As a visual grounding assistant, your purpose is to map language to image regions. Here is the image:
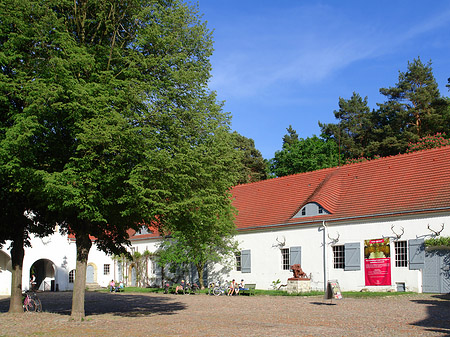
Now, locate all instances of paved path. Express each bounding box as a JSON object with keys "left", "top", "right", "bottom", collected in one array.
[{"left": 0, "top": 292, "right": 449, "bottom": 336}]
